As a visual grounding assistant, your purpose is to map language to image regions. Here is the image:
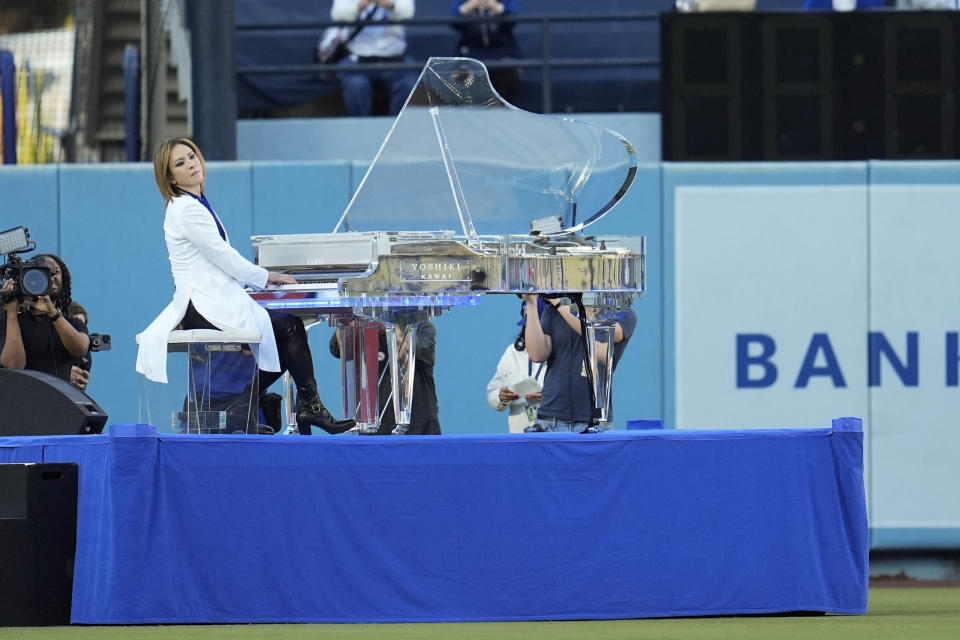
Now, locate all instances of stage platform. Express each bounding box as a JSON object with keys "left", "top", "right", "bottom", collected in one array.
[{"left": 0, "top": 419, "right": 868, "bottom": 624}]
